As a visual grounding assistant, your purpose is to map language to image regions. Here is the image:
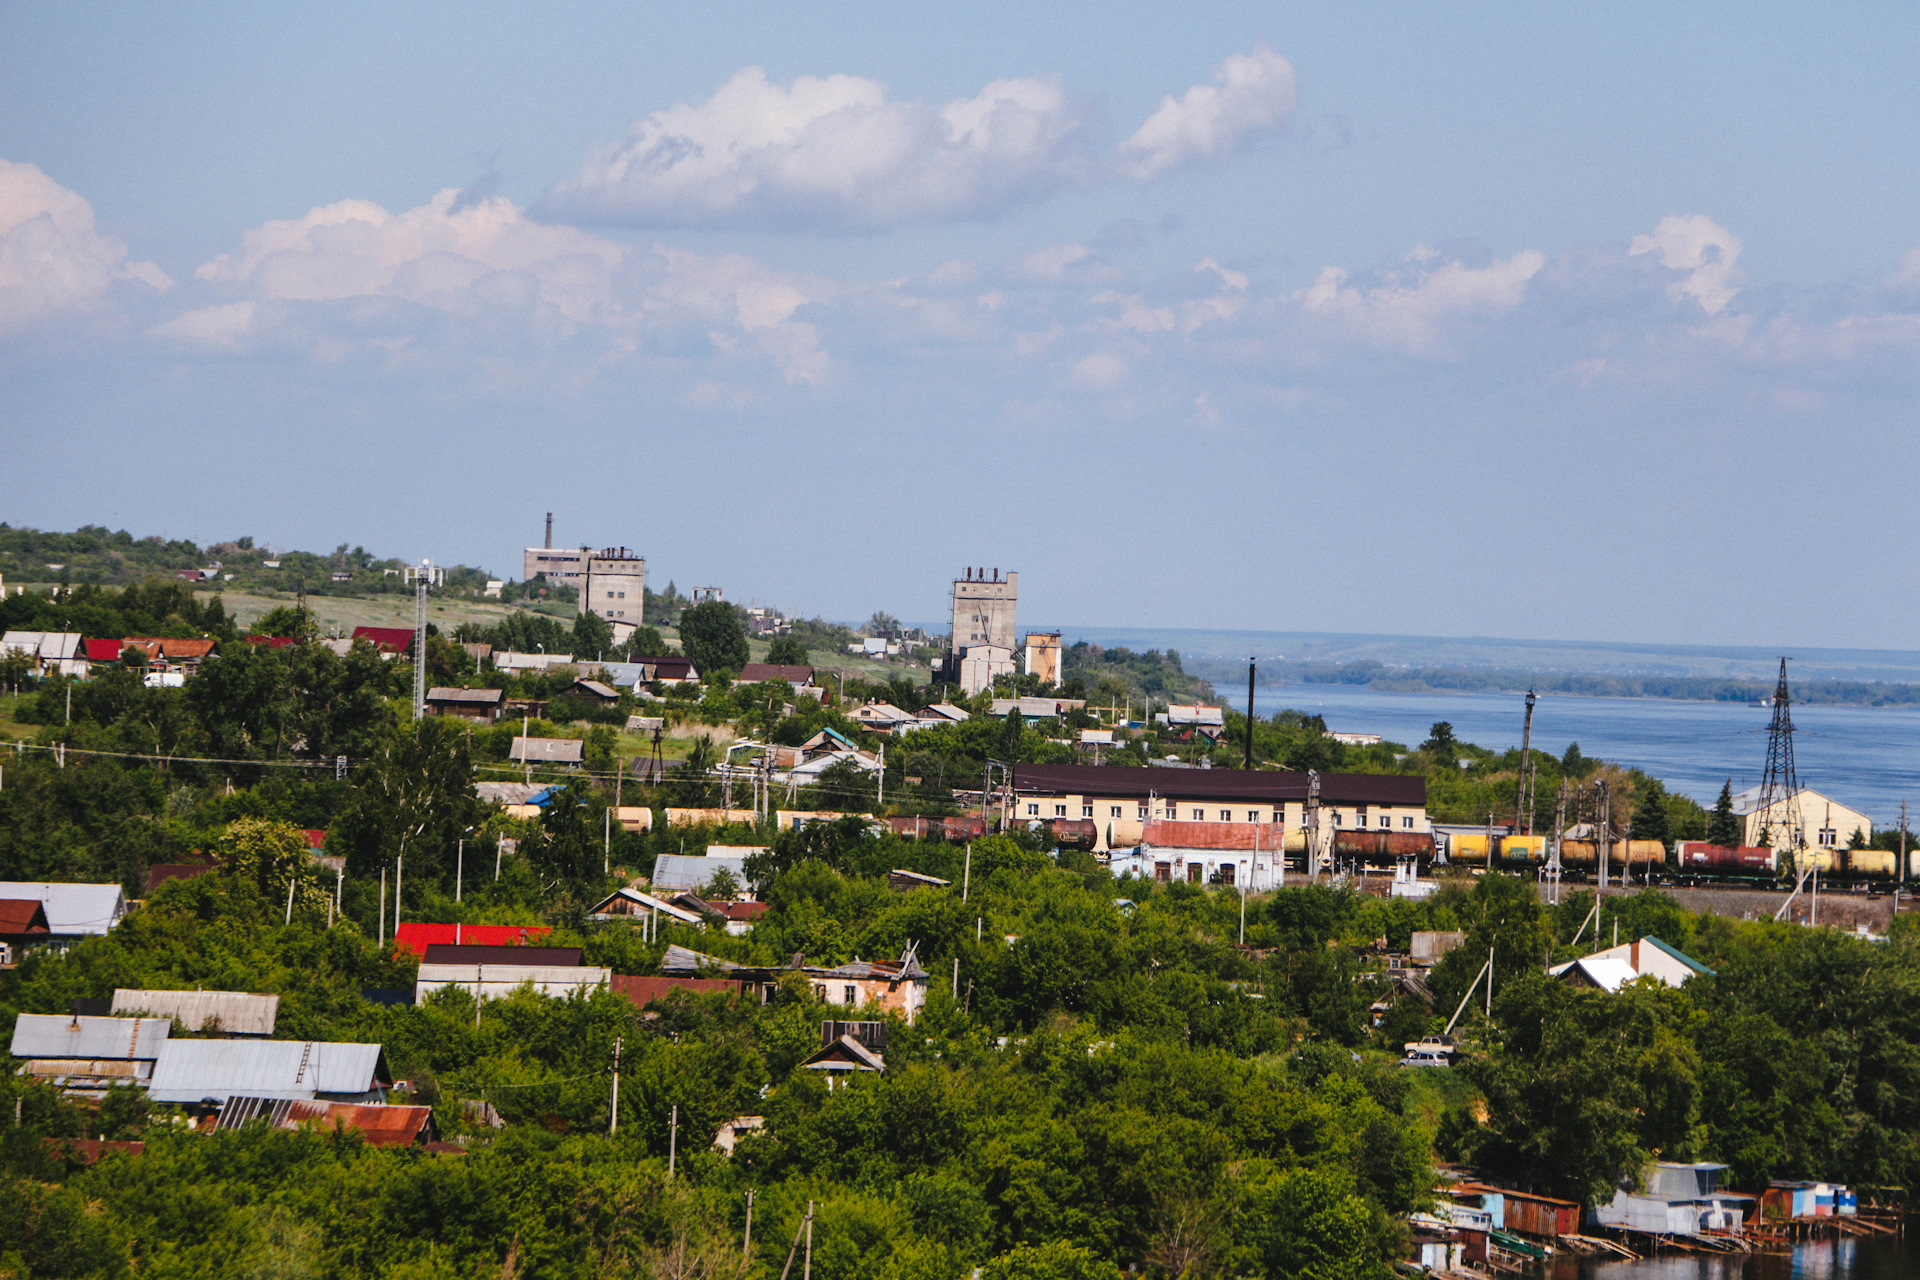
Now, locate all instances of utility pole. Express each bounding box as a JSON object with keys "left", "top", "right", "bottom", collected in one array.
[
  {"left": 1244, "top": 657, "right": 1257, "bottom": 770},
  {"left": 1901, "top": 799, "right": 1909, "bottom": 895},
  {"left": 1304, "top": 770, "right": 1321, "bottom": 882},
  {"left": 668, "top": 1103, "right": 678, "bottom": 1177},
  {"left": 743, "top": 1190, "right": 755, "bottom": 1262},
  {"left": 394, "top": 854, "right": 403, "bottom": 935},
  {"left": 1518, "top": 689, "right": 1537, "bottom": 834},
  {"left": 456, "top": 838, "right": 464, "bottom": 903},
  {"left": 779, "top": 1203, "right": 815, "bottom": 1280},
  {"left": 404, "top": 559, "right": 444, "bottom": 721},
  {"left": 378, "top": 867, "right": 386, "bottom": 946},
  {"left": 1596, "top": 782, "right": 1612, "bottom": 891},
  {"left": 608, "top": 1036, "right": 622, "bottom": 1135}
]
